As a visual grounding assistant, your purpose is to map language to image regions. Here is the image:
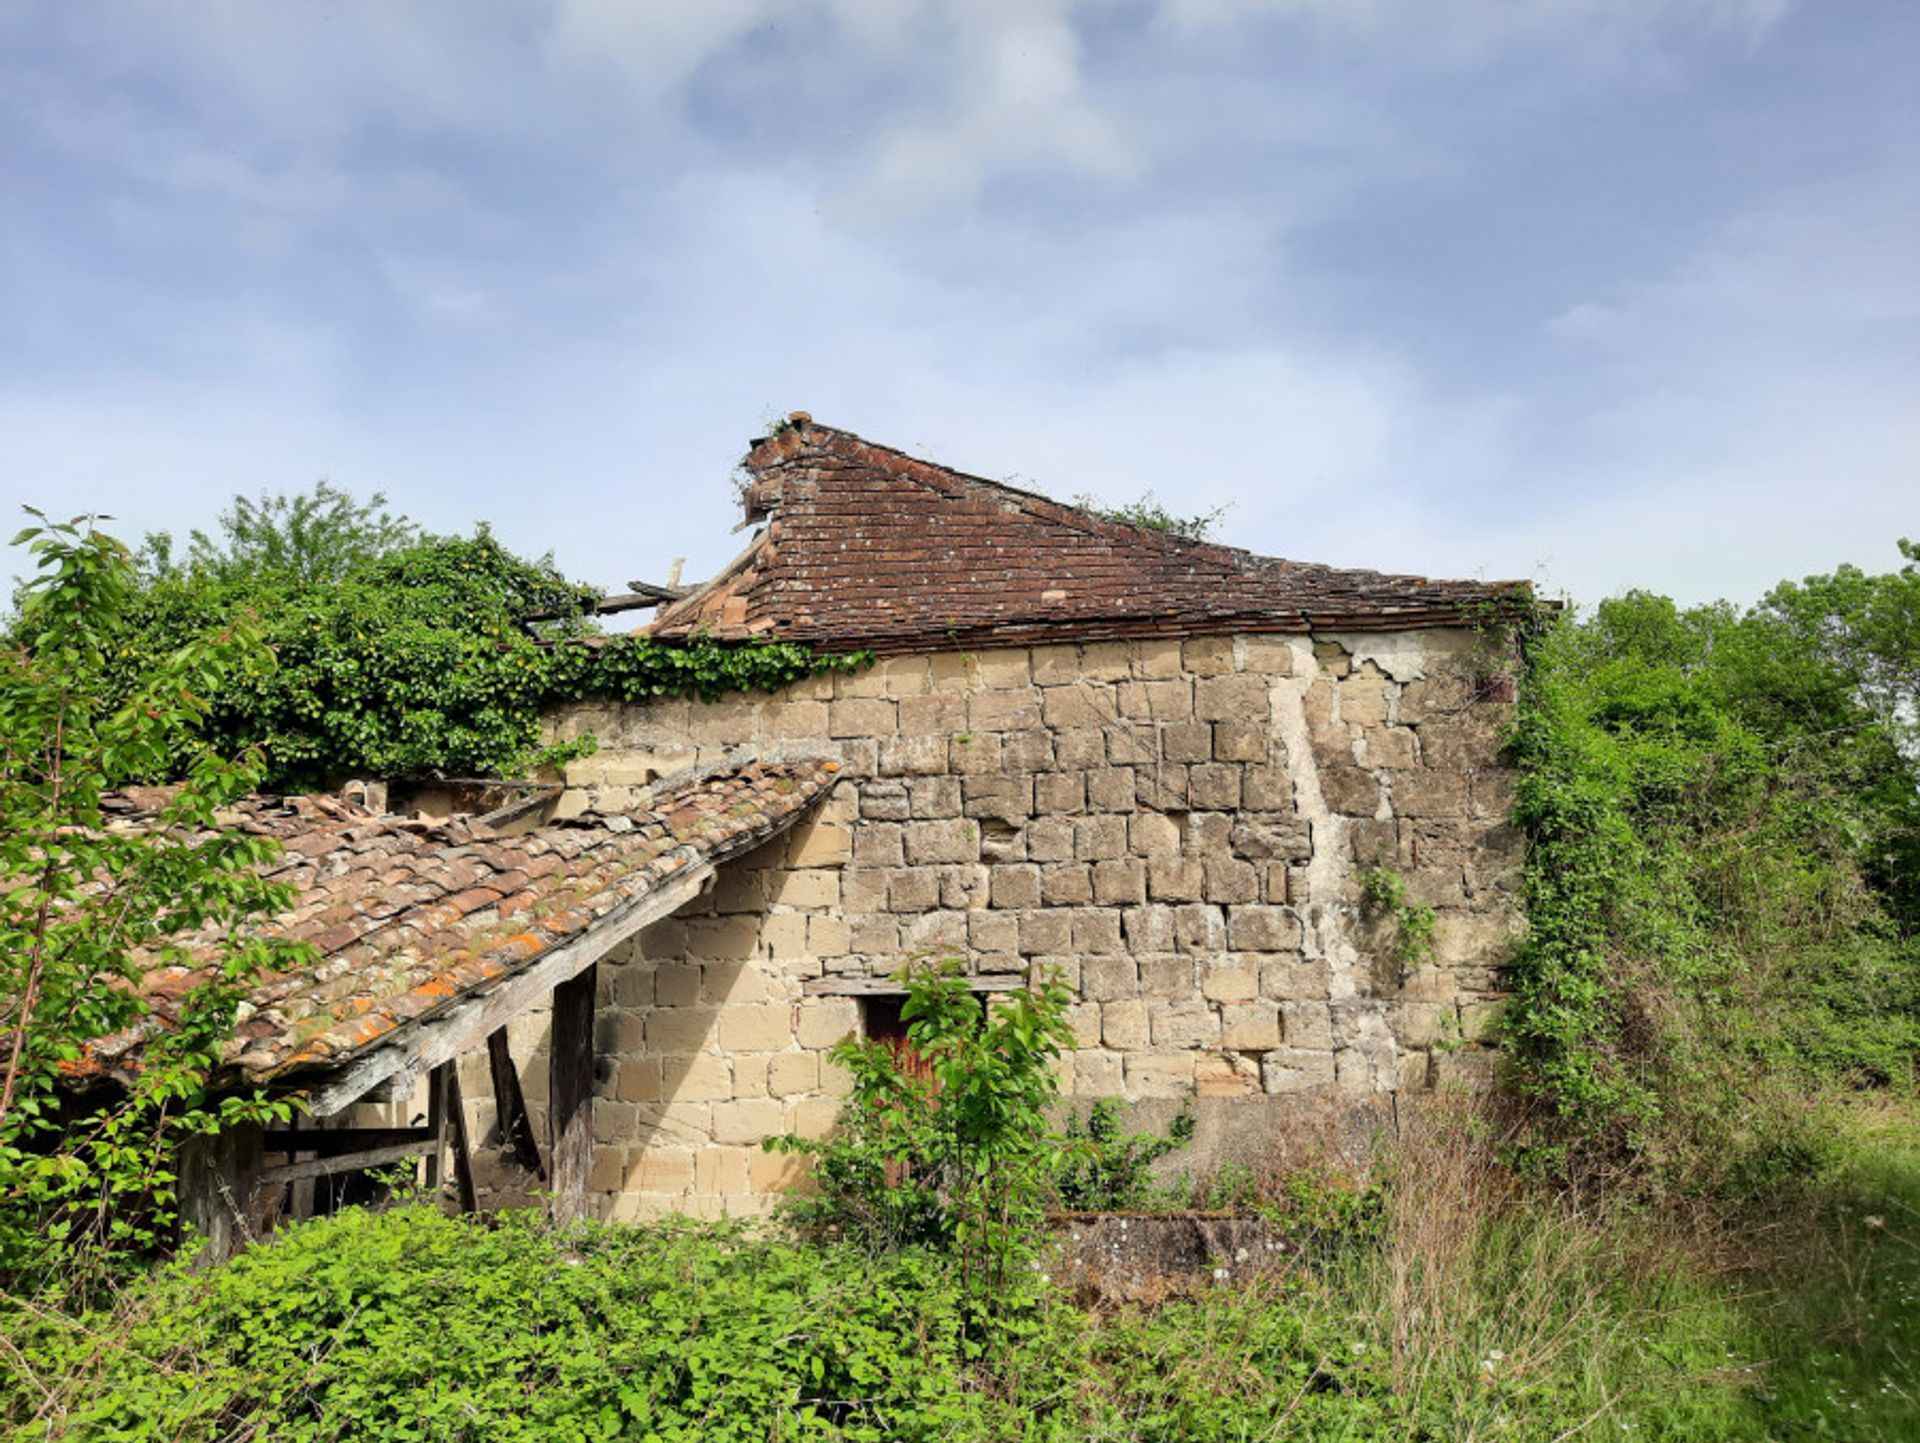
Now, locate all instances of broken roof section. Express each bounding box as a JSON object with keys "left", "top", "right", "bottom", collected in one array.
[
  {"left": 648, "top": 416, "right": 1531, "bottom": 655},
  {"left": 79, "top": 756, "right": 840, "bottom": 1114}
]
